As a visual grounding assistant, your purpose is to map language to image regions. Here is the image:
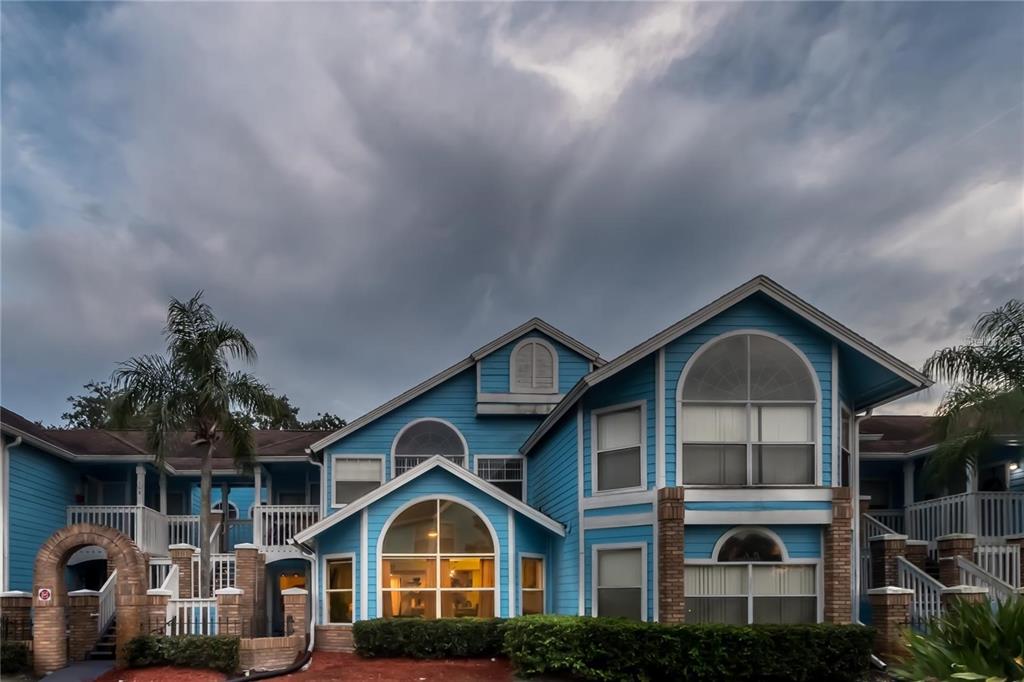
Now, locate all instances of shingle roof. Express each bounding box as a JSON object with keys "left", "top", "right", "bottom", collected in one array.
[{"left": 860, "top": 415, "right": 938, "bottom": 454}]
